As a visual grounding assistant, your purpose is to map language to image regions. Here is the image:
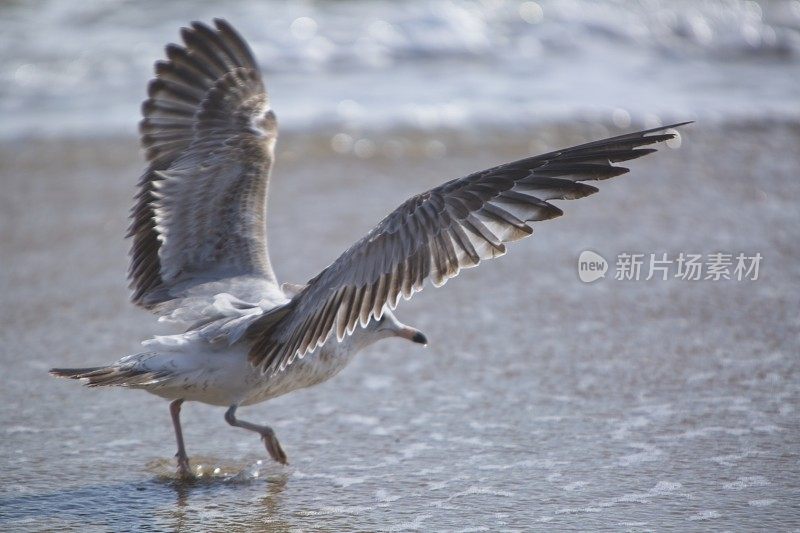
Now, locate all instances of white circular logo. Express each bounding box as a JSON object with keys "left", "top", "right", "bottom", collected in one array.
[{"left": 578, "top": 250, "right": 608, "bottom": 283}]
